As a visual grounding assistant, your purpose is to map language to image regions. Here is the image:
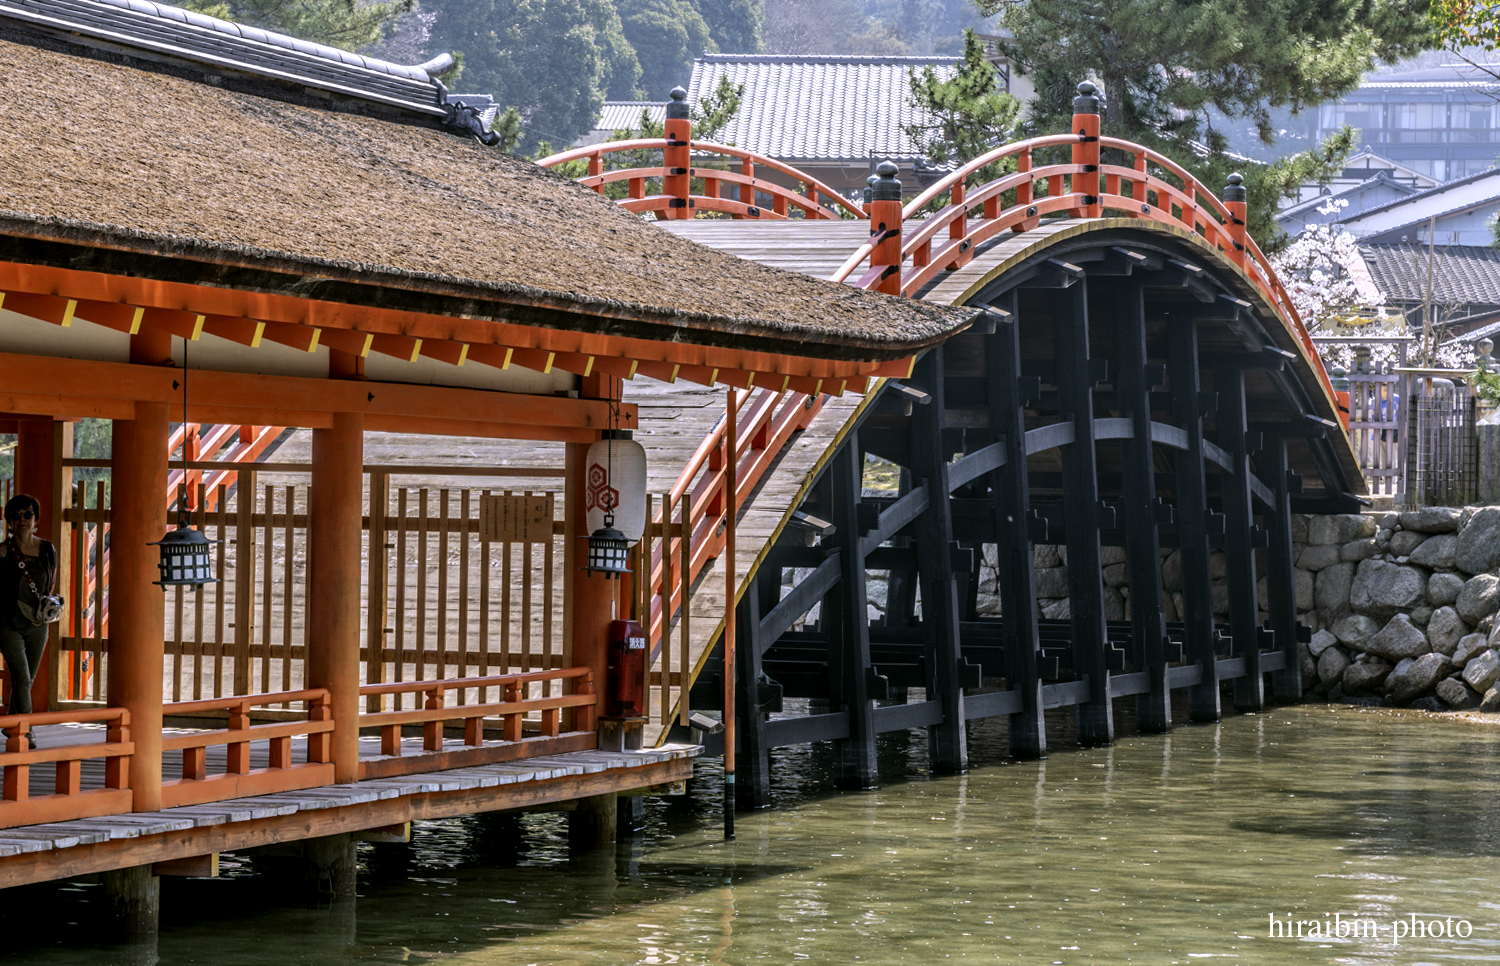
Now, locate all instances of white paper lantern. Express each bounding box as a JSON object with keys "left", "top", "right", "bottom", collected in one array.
[{"left": 585, "top": 431, "right": 648, "bottom": 544}]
